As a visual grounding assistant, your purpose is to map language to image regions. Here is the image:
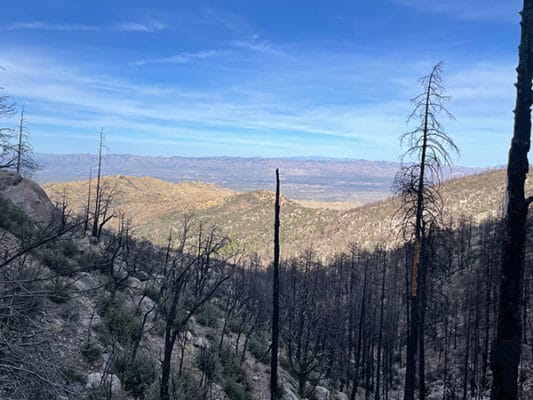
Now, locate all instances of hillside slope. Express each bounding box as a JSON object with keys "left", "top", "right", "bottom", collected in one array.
[
  {"left": 45, "top": 175, "right": 236, "bottom": 225},
  {"left": 45, "top": 169, "right": 520, "bottom": 261}
]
